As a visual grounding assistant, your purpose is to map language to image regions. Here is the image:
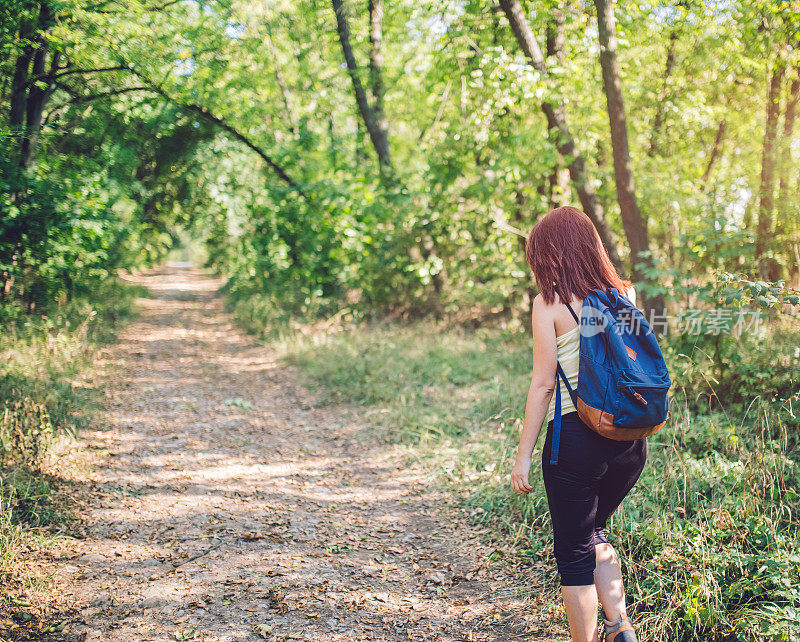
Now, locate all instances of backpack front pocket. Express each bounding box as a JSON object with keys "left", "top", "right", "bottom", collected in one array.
[{"left": 614, "top": 371, "right": 670, "bottom": 429}]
